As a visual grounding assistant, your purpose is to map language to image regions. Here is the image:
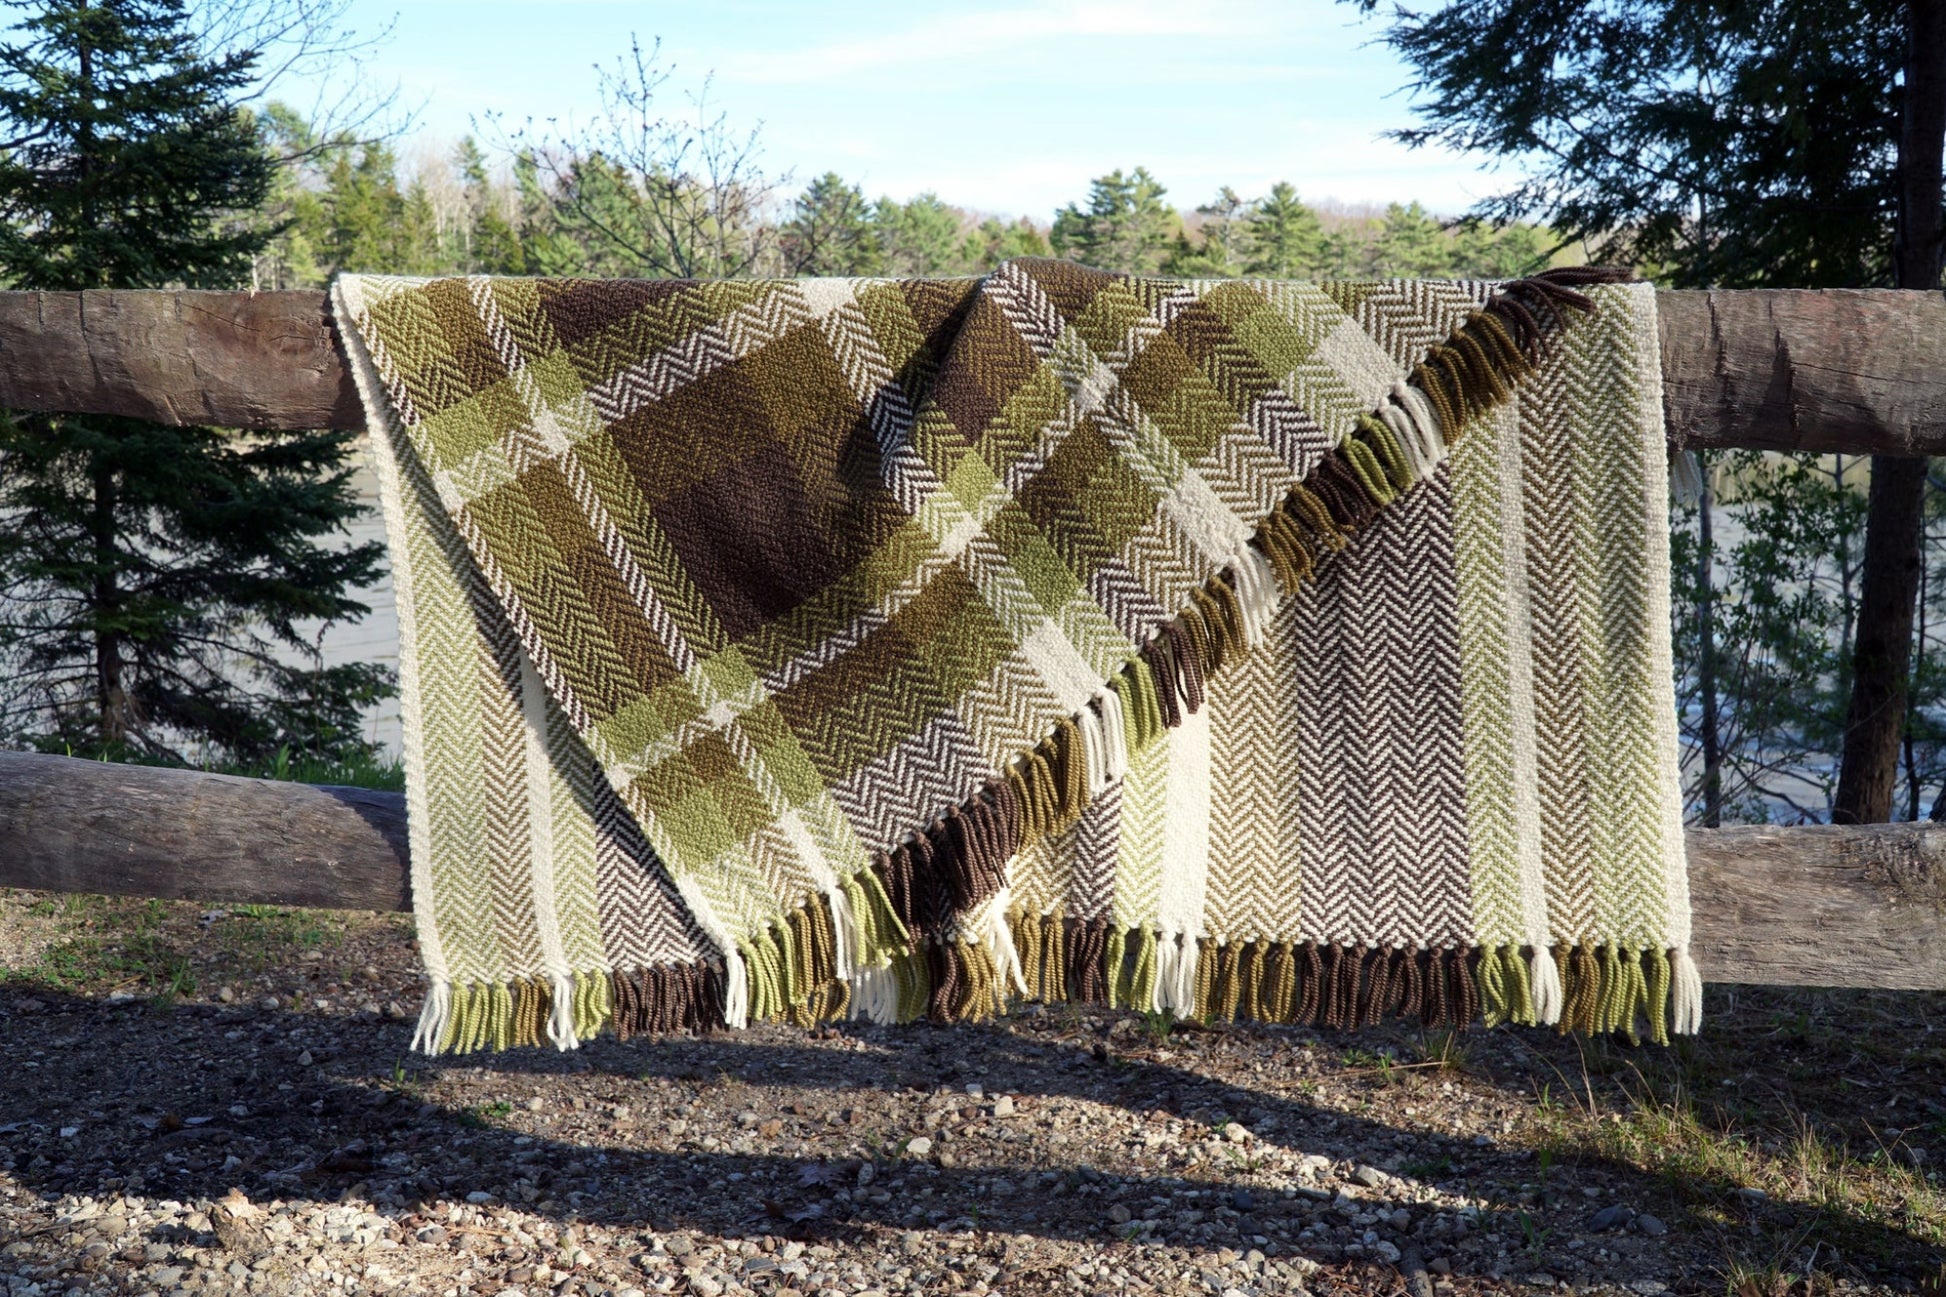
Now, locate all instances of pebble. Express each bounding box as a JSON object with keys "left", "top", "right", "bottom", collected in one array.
[
  {"left": 1107, "top": 1203, "right": 1132, "bottom": 1225},
  {"left": 1734, "top": 1187, "right": 1768, "bottom": 1203},
  {"left": 1352, "top": 1164, "right": 1387, "bottom": 1189},
  {"left": 296, "top": 1049, "right": 313, "bottom": 1066},
  {"left": 991, "top": 1095, "right": 1015, "bottom": 1117},
  {"left": 905, "top": 1136, "right": 934, "bottom": 1157},
  {"left": 1231, "top": 1190, "right": 1256, "bottom": 1212},
  {"left": 1387, "top": 1208, "right": 1411, "bottom": 1232},
  {"left": 260, "top": 995, "right": 280, "bottom": 1011},
  {"left": 1634, "top": 1213, "right": 1668, "bottom": 1237},
  {"left": 1428, "top": 1257, "right": 1453, "bottom": 1275},
  {"left": 1588, "top": 1204, "right": 1634, "bottom": 1232},
  {"left": 1223, "top": 1122, "right": 1252, "bottom": 1144},
  {"left": 216, "top": 986, "right": 235, "bottom": 1003}
]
